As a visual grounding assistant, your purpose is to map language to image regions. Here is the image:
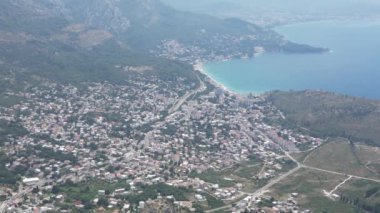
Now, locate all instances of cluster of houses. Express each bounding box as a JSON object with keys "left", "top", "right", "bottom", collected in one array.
[
  {"left": 0, "top": 73, "right": 320, "bottom": 212},
  {"left": 234, "top": 193, "right": 311, "bottom": 213}
]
